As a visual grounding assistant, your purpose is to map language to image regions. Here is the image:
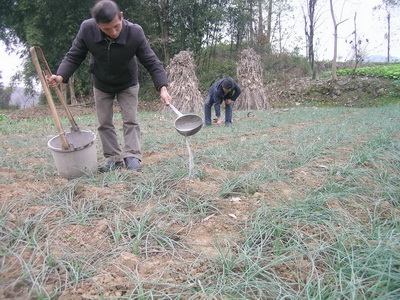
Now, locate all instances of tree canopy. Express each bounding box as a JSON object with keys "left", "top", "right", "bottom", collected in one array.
[
  {"left": 1, "top": 0, "right": 271, "bottom": 97},
  {"left": 1, "top": 0, "right": 397, "bottom": 100}
]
